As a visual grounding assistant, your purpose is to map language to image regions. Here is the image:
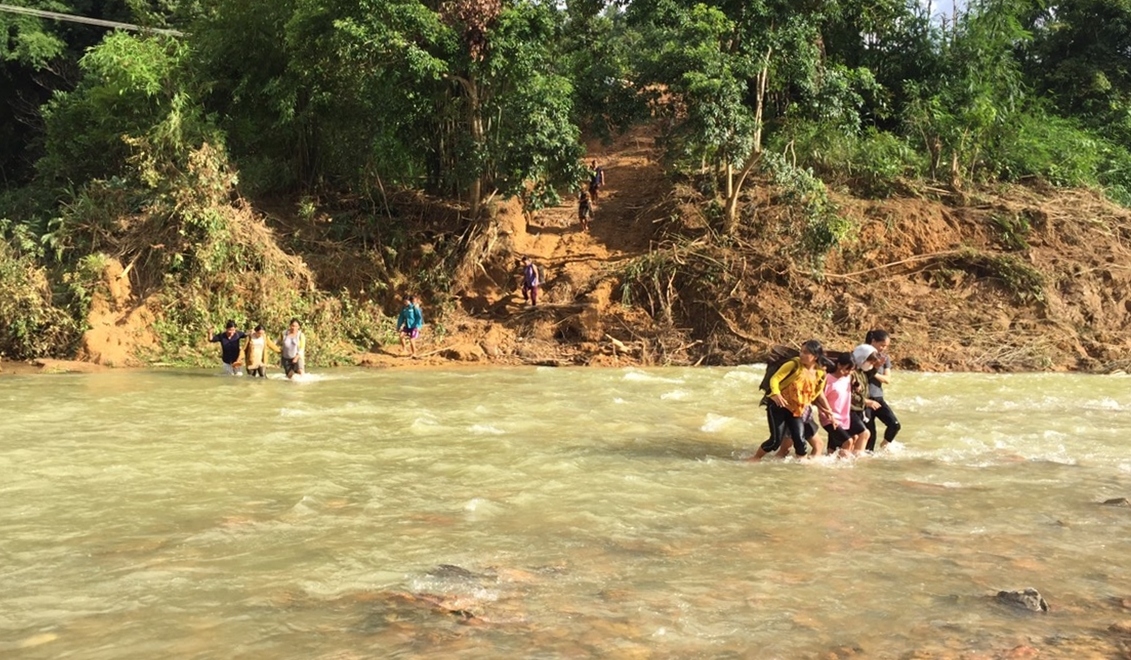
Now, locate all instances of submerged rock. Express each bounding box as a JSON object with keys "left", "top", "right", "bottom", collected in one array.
[
  {"left": 997, "top": 588, "right": 1050, "bottom": 612},
  {"left": 426, "top": 564, "right": 481, "bottom": 580},
  {"left": 1101, "top": 497, "right": 1130, "bottom": 507}
]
